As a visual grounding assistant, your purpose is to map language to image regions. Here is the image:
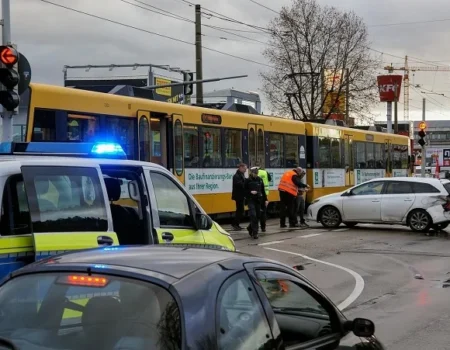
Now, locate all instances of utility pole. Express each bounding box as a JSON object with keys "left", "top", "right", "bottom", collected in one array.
[
  {"left": 195, "top": 4, "right": 203, "bottom": 104},
  {"left": 421, "top": 98, "right": 426, "bottom": 177},
  {"left": 1, "top": 0, "right": 13, "bottom": 142},
  {"left": 345, "top": 68, "right": 350, "bottom": 125},
  {"left": 394, "top": 82, "right": 398, "bottom": 134}
]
